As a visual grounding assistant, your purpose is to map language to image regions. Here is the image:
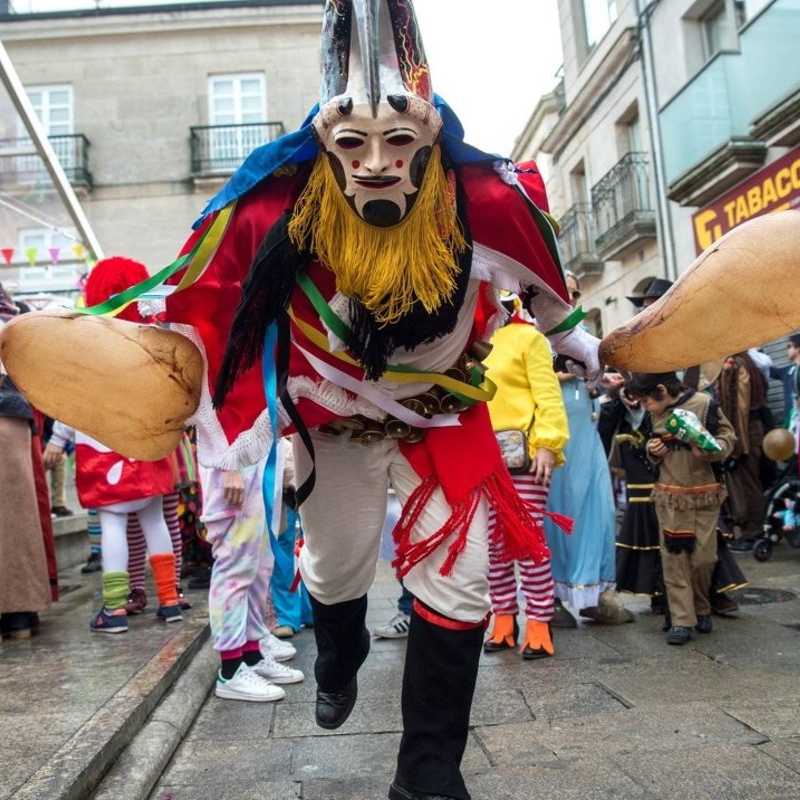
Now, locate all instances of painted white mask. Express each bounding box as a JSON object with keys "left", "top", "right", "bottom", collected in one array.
[{"left": 314, "top": 95, "right": 441, "bottom": 227}]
